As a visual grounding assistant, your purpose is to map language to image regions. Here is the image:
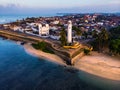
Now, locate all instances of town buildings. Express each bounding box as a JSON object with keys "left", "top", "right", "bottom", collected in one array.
[{"left": 1, "top": 13, "right": 120, "bottom": 41}]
